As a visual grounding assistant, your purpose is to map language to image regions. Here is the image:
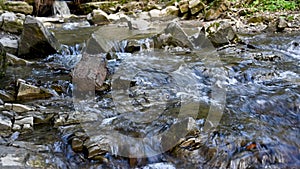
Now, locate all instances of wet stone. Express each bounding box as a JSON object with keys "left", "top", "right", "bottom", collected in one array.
[
  {"left": 0, "top": 99, "right": 3, "bottom": 105},
  {"left": 17, "top": 80, "right": 53, "bottom": 101},
  {"left": 162, "top": 6, "right": 179, "bottom": 17},
  {"left": 0, "top": 90, "right": 15, "bottom": 102},
  {"left": 0, "top": 114, "right": 12, "bottom": 130},
  {"left": 206, "top": 21, "right": 239, "bottom": 47},
  {"left": 4, "top": 103, "right": 34, "bottom": 113},
  {"left": 13, "top": 116, "right": 33, "bottom": 131},
  {"left": 6, "top": 53, "right": 32, "bottom": 66},
  {"left": 18, "top": 16, "right": 60, "bottom": 58},
  {"left": 71, "top": 137, "right": 84, "bottom": 152}
]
